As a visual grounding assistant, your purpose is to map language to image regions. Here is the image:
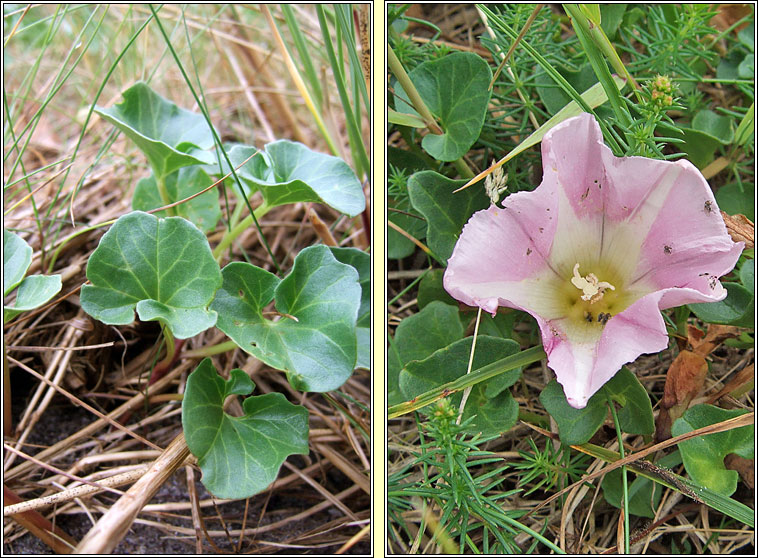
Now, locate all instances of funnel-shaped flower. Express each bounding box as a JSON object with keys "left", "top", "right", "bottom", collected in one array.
[{"left": 444, "top": 113, "right": 743, "bottom": 408}]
